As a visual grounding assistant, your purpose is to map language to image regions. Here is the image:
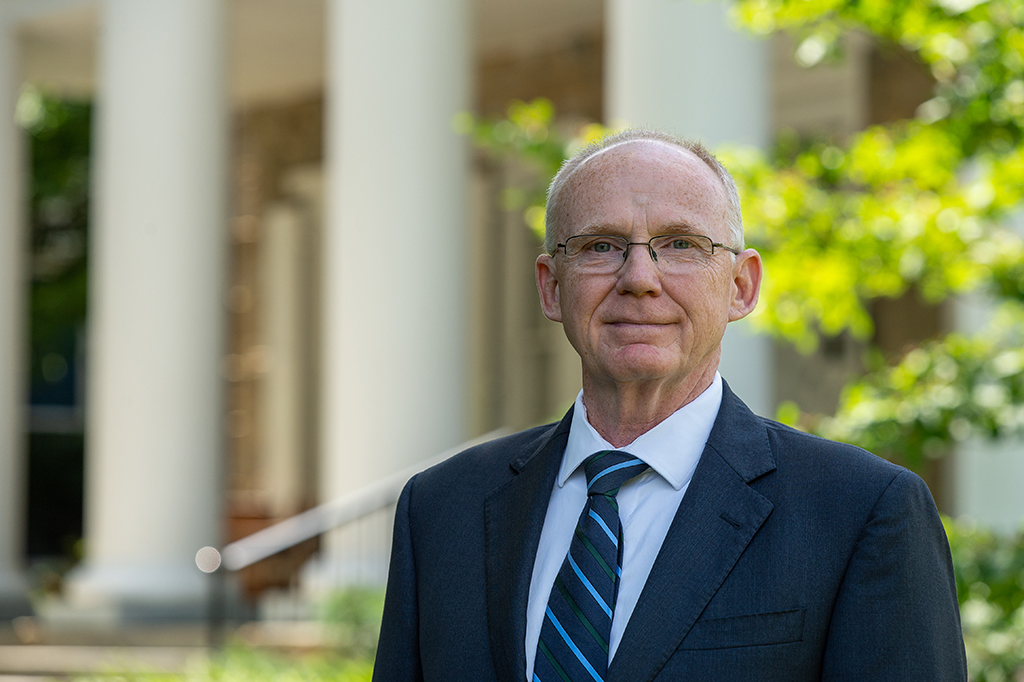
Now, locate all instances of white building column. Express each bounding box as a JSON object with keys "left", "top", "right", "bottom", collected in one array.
[
  {"left": 605, "top": 0, "right": 772, "bottom": 415},
  {"left": 65, "top": 0, "right": 227, "bottom": 619},
  {"left": 259, "top": 203, "right": 312, "bottom": 519},
  {"left": 317, "top": 0, "right": 469, "bottom": 566},
  {"left": 0, "top": 8, "right": 32, "bottom": 619}
]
